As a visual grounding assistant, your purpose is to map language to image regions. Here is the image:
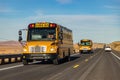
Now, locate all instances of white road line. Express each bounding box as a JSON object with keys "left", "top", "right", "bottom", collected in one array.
[
  {"left": 0, "top": 61, "right": 42, "bottom": 71},
  {"left": 111, "top": 52, "right": 120, "bottom": 60},
  {"left": 0, "top": 64, "right": 23, "bottom": 71},
  {"left": 29, "top": 61, "right": 42, "bottom": 64}
]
